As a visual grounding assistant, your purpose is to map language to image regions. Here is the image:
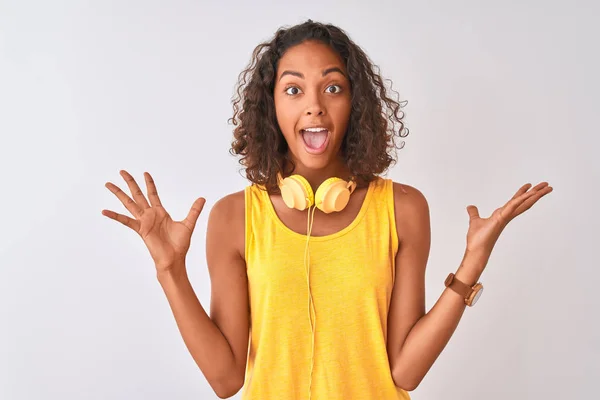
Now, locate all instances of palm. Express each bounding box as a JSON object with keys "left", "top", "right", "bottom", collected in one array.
[
  {"left": 137, "top": 207, "right": 193, "bottom": 267},
  {"left": 465, "top": 182, "right": 553, "bottom": 255},
  {"left": 102, "top": 170, "right": 206, "bottom": 271}
]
